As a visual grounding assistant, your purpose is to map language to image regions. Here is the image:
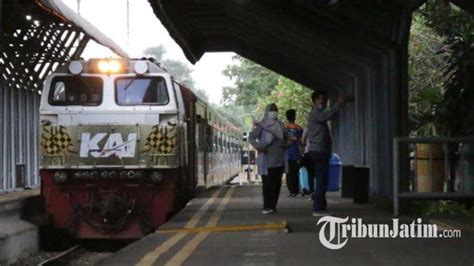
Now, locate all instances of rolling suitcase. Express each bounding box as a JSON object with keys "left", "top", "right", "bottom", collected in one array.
[{"left": 298, "top": 167, "right": 311, "bottom": 195}]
